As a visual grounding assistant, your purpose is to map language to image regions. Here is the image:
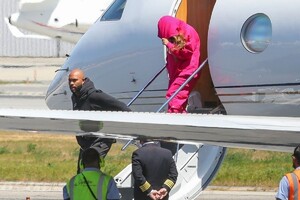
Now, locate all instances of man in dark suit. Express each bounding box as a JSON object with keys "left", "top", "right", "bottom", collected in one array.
[{"left": 132, "top": 139, "right": 178, "bottom": 200}]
